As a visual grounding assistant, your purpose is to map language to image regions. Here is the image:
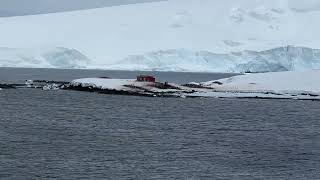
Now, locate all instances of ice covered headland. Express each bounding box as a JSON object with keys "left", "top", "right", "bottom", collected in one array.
[
  {"left": 69, "top": 78, "right": 193, "bottom": 97},
  {"left": 67, "top": 70, "right": 320, "bottom": 100},
  {"left": 191, "top": 70, "right": 320, "bottom": 100},
  {"left": 1, "top": 69, "right": 318, "bottom": 100}
]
